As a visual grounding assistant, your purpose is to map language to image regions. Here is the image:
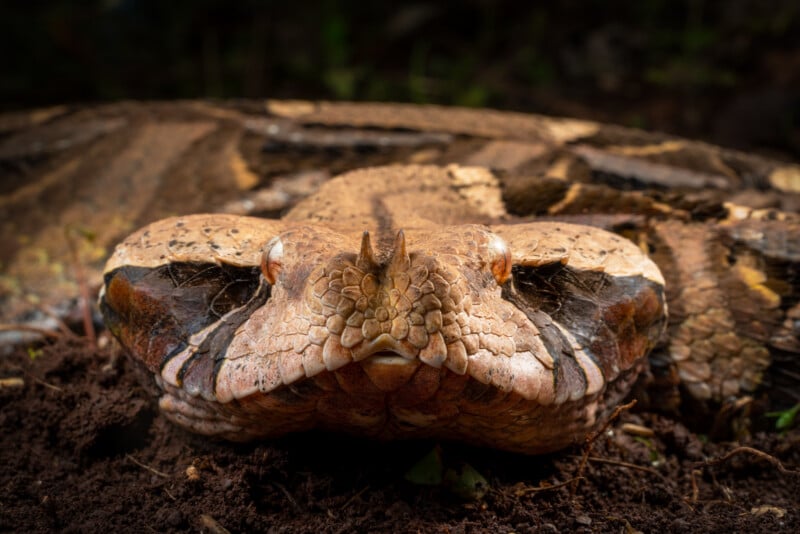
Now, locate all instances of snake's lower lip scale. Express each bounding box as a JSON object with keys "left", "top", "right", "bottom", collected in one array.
[{"left": 359, "top": 352, "right": 423, "bottom": 392}]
